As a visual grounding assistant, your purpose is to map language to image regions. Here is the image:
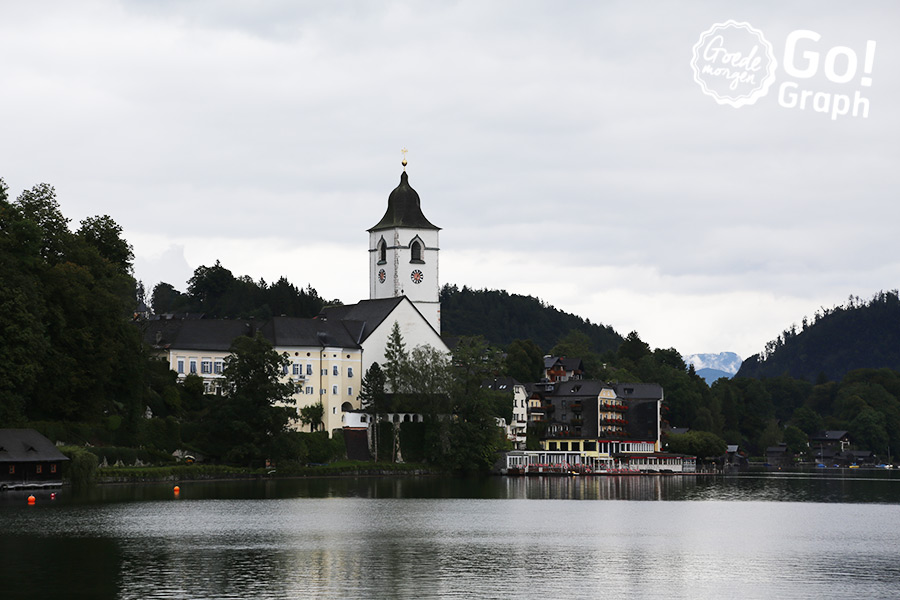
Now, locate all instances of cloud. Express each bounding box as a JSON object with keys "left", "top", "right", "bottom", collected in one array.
[{"left": 2, "top": 0, "right": 899, "bottom": 359}]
